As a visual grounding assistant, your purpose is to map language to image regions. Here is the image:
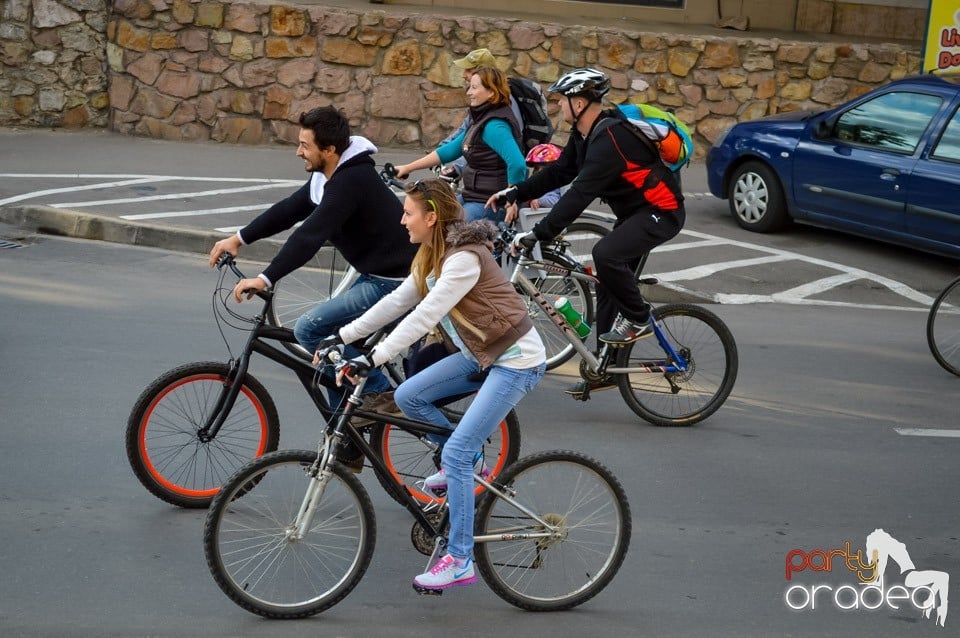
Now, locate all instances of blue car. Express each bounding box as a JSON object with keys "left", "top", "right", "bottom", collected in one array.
[{"left": 707, "top": 74, "right": 960, "bottom": 258}]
